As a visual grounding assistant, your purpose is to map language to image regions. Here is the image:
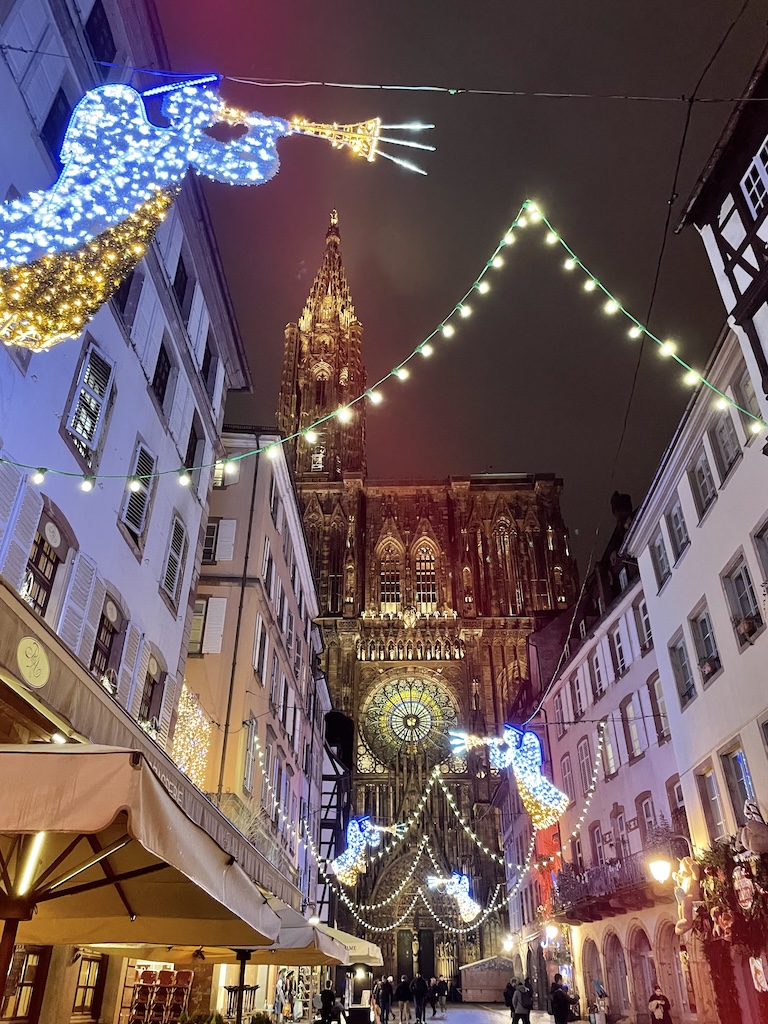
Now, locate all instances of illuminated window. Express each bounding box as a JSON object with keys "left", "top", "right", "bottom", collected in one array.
[
  {"left": 741, "top": 136, "right": 768, "bottom": 217},
  {"left": 3, "top": 946, "right": 43, "bottom": 1019},
  {"left": 311, "top": 445, "right": 326, "bottom": 472},
  {"left": 560, "top": 753, "right": 574, "bottom": 803},
  {"left": 415, "top": 543, "right": 437, "bottom": 613},
  {"left": 380, "top": 544, "right": 401, "bottom": 614},
  {"left": 577, "top": 737, "right": 592, "bottom": 795},
  {"left": 189, "top": 598, "right": 207, "bottom": 655},
  {"left": 72, "top": 954, "right": 103, "bottom": 1015},
  {"left": 621, "top": 695, "right": 643, "bottom": 758},
  {"left": 635, "top": 598, "right": 653, "bottom": 649},
  {"left": 721, "top": 746, "right": 755, "bottom": 825},
  {"left": 697, "top": 769, "right": 727, "bottom": 841},
  {"left": 602, "top": 718, "right": 617, "bottom": 775},
  {"left": 648, "top": 675, "right": 670, "bottom": 742},
  {"left": 67, "top": 342, "right": 115, "bottom": 466},
  {"left": 21, "top": 531, "right": 60, "bottom": 616}
]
